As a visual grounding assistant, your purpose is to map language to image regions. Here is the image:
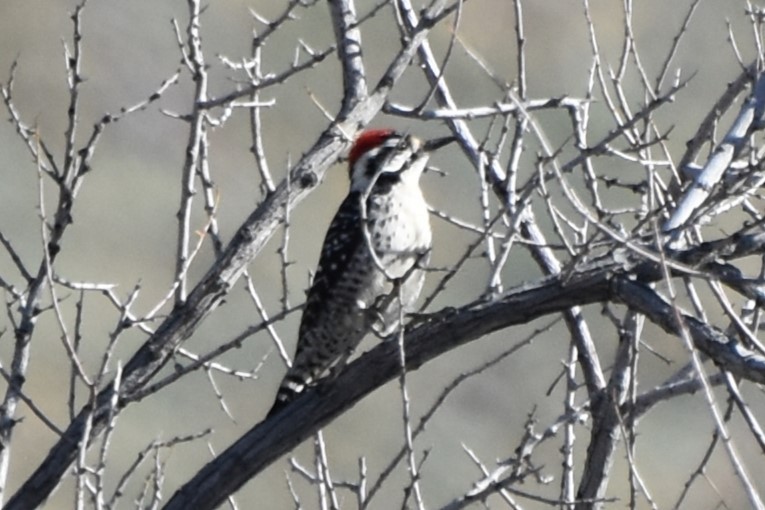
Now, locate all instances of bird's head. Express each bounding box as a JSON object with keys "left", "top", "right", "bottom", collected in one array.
[{"left": 347, "top": 129, "right": 454, "bottom": 193}]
